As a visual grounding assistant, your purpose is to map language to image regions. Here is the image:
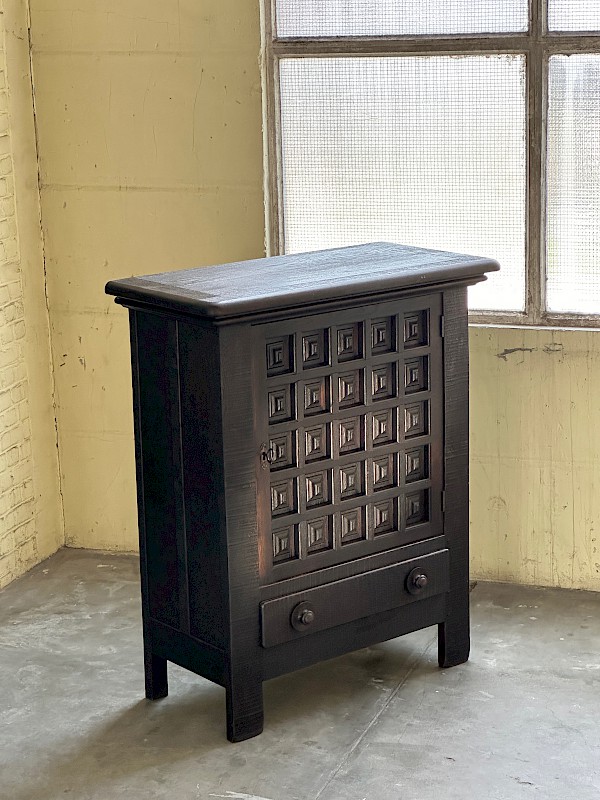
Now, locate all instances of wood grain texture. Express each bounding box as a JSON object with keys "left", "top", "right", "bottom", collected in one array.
[
  {"left": 106, "top": 242, "right": 498, "bottom": 321},
  {"left": 133, "top": 311, "right": 183, "bottom": 630},
  {"left": 438, "top": 287, "right": 470, "bottom": 668},
  {"left": 113, "top": 248, "right": 494, "bottom": 741},
  {"left": 262, "top": 594, "right": 446, "bottom": 681},
  {"left": 219, "top": 324, "right": 264, "bottom": 742},
  {"left": 261, "top": 550, "right": 449, "bottom": 648},
  {"left": 260, "top": 535, "right": 447, "bottom": 600},
  {"left": 150, "top": 620, "right": 226, "bottom": 688},
  {"left": 177, "top": 320, "right": 228, "bottom": 649},
  {"left": 129, "top": 310, "right": 169, "bottom": 699},
  {"left": 256, "top": 294, "right": 444, "bottom": 583}
]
